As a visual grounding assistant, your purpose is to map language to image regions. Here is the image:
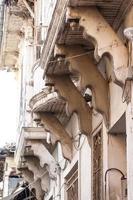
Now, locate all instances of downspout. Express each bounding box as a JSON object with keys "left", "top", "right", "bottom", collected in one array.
[{"left": 0, "top": 0, "right": 5, "bottom": 48}]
